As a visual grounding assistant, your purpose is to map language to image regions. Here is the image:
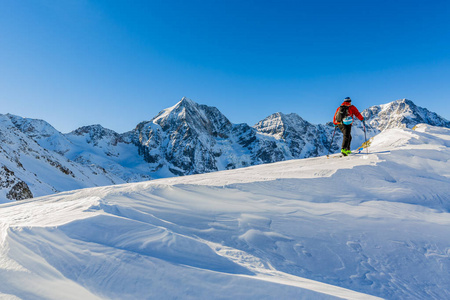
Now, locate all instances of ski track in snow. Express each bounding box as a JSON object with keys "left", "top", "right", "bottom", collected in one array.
[{"left": 1, "top": 125, "right": 450, "bottom": 299}]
